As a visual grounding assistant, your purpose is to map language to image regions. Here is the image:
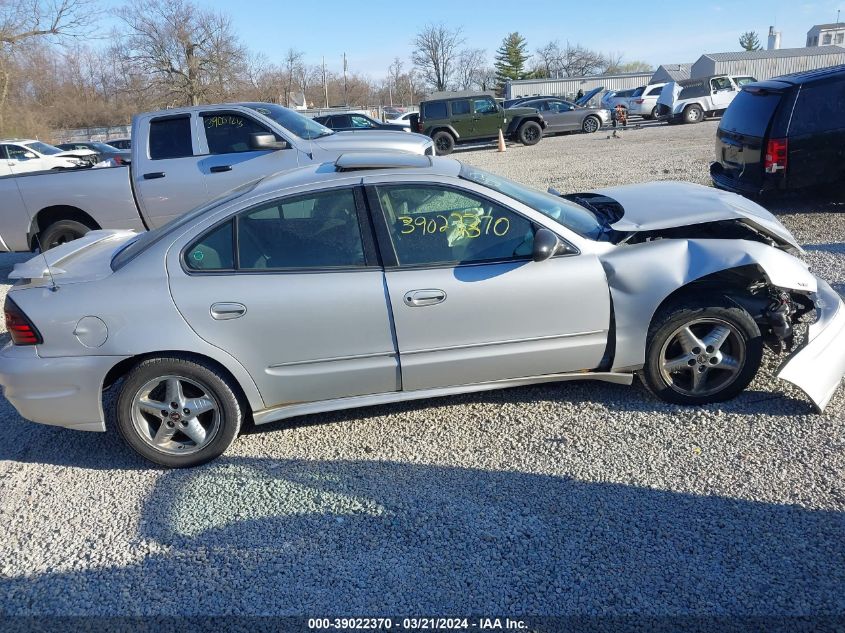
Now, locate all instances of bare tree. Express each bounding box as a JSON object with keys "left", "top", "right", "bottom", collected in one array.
[
  {"left": 115, "top": 0, "right": 246, "bottom": 107},
  {"left": 282, "top": 48, "right": 303, "bottom": 107},
  {"left": 534, "top": 41, "right": 561, "bottom": 78},
  {"left": 455, "top": 48, "right": 486, "bottom": 90},
  {"left": 412, "top": 23, "right": 464, "bottom": 92}
]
